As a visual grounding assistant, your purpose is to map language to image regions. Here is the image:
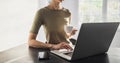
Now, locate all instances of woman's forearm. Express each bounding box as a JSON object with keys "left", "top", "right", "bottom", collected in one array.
[
  {"left": 28, "top": 39, "right": 52, "bottom": 49},
  {"left": 66, "top": 33, "right": 72, "bottom": 39}
]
